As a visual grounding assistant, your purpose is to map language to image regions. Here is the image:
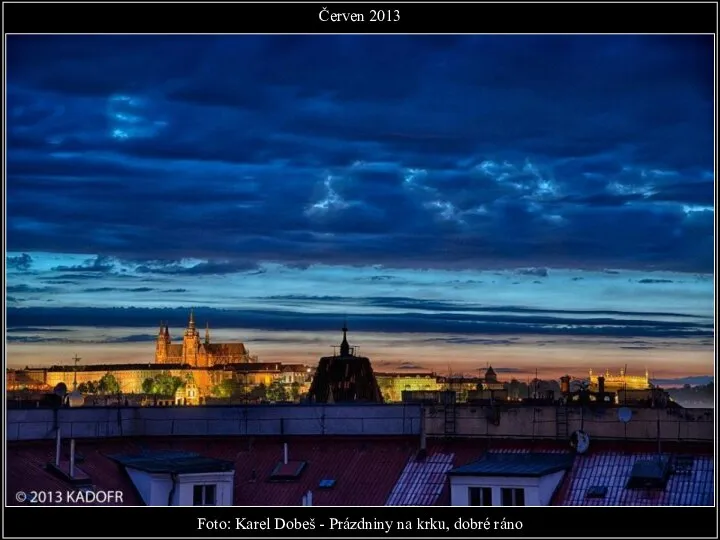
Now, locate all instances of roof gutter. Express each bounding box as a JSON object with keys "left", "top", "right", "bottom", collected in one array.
[{"left": 168, "top": 472, "right": 178, "bottom": 506}]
